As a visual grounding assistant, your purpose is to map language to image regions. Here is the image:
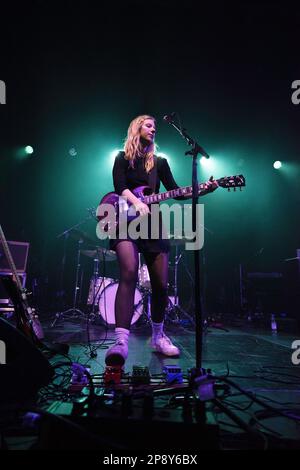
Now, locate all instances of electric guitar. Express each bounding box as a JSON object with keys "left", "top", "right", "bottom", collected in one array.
[
  {"left": 0, "top": 224, "right": 44, "bottom": 342},
  {"left": 96, "top": 175, "right": 245, "bottom": 233}
]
